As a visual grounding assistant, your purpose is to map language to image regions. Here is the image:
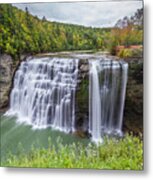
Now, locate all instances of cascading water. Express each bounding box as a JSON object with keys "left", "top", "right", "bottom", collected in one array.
[
  {"left": 89, "top": 60, "right": 103, "bottom": 143},
  {"left": 6, "top": 57, "right": 79, "bottom": 132},
  {"left": 6, "top": 55, "right": 128, "bottom": 144},
  {"left": 89, "top": 59, "right": 128, "bottom": 144}
]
